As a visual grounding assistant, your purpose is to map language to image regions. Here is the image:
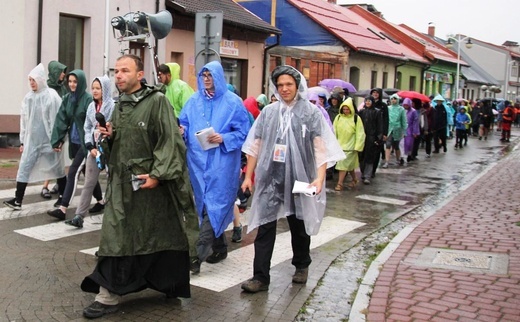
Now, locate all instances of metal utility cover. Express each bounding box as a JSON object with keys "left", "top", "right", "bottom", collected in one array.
[{"left": 414, "top": 247, "right": 509, "bottom": 275}]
